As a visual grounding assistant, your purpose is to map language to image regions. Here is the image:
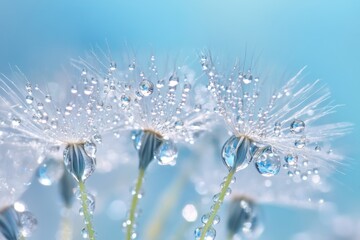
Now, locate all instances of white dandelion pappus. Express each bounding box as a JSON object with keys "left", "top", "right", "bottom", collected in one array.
[
  {"left": 194, "top": 53, "right": 352, "bottom": 240},
  {"left": 73, "top": 51, "right": 214, "bottom": 240},
  {"left": 0, "top": 68, "right": 118, "bottom": 240},
  {"left": 75, "top": 52, "right": 213, "bottom": 148}
]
